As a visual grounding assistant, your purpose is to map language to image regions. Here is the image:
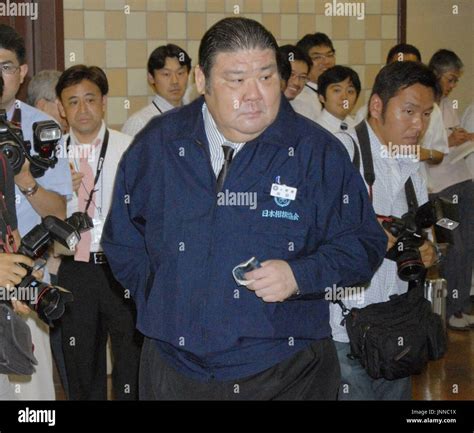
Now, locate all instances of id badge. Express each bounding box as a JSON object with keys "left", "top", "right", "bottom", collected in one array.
[{"left": 90, "top": 215, "right": 105, "bottom": 251}]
